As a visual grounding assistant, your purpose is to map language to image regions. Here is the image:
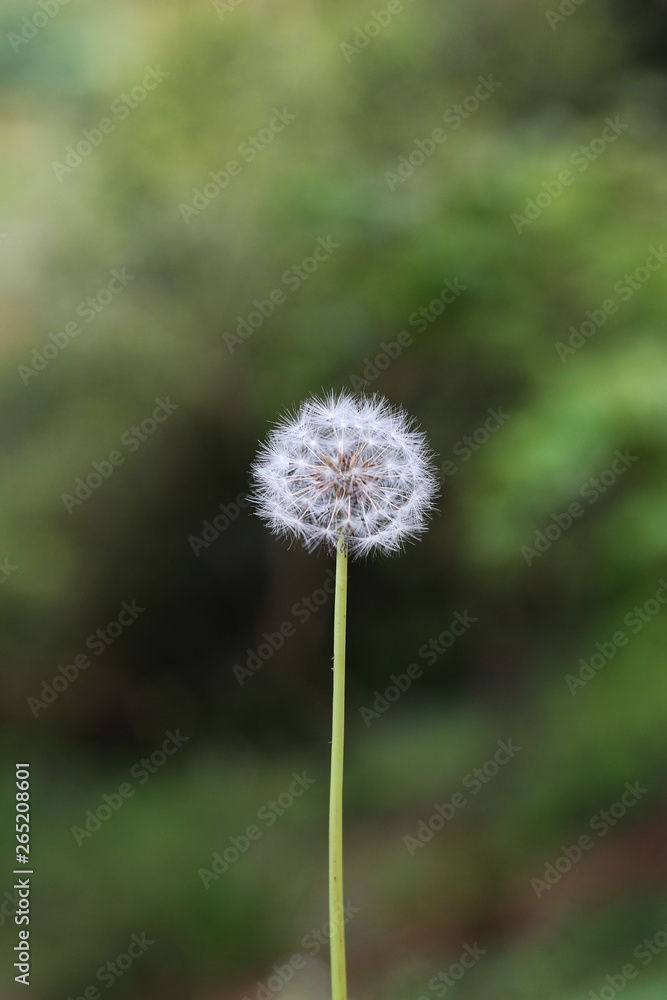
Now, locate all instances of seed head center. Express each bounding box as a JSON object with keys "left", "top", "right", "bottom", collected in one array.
[{"left": 312, "top": 448, "right": 375, "bottom": 502}]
